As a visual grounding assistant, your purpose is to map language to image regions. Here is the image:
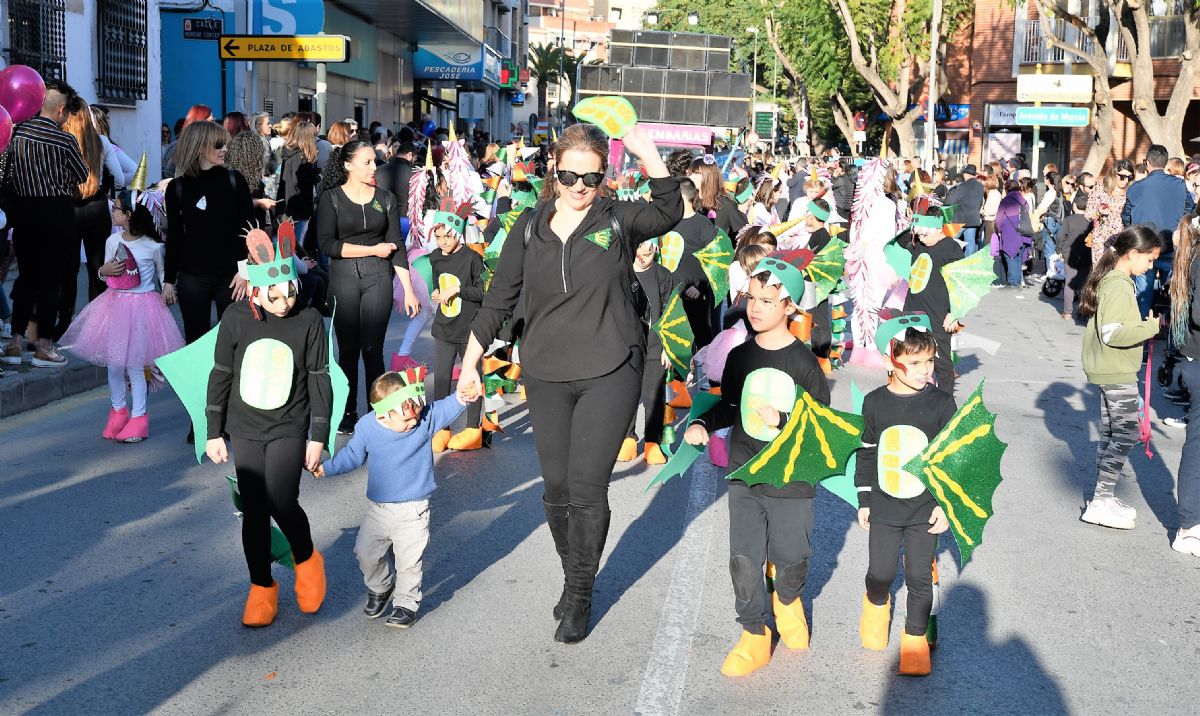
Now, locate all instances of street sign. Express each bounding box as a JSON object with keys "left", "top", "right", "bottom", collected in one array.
[
  {"left": 1014, "top": 106, "right": 1090, "bottom": 127},
  {"left": 219, "top": 35, "right": 349, "bottom": 62},
  {"left": 183, "top": 17, "right": 223, "bottom": 40},
  {"left": 1016, "top": 74, "right": 1093, "bottom": 103},
  {"left": 853, "top": 112, "right": 866, "bottom": 131}
]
